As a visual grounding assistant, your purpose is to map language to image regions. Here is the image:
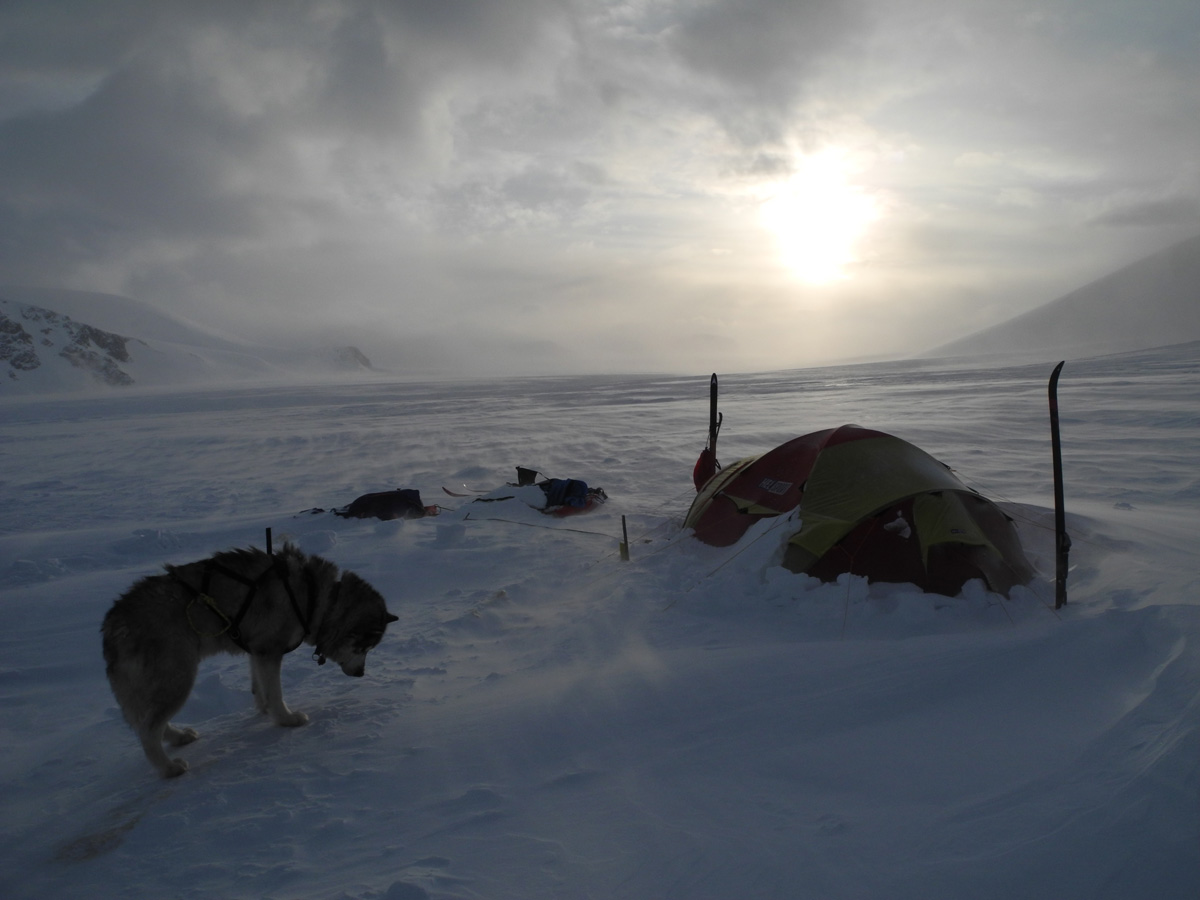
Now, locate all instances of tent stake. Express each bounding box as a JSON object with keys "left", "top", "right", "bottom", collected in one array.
[
  {"left": 619, "top": 515, "right": 630, "bottom": 561},
  {"left": 1049, "top": 361, "right": 1070, "bottom": 608}
]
